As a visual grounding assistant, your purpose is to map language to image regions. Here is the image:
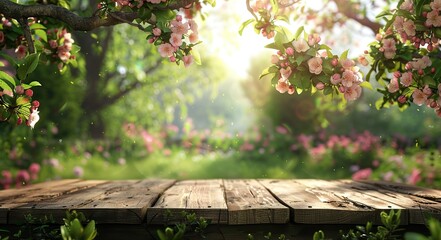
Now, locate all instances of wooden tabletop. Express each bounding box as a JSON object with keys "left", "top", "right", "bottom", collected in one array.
[{"left": 0, "top": 179, "right": 440, "bottom": 225}]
